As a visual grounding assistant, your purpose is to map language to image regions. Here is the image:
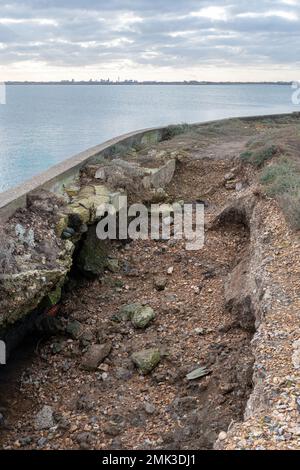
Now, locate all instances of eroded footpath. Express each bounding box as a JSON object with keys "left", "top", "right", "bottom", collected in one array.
[{"left": 0, "top": 116, "right": 299, "bottom": 450}]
